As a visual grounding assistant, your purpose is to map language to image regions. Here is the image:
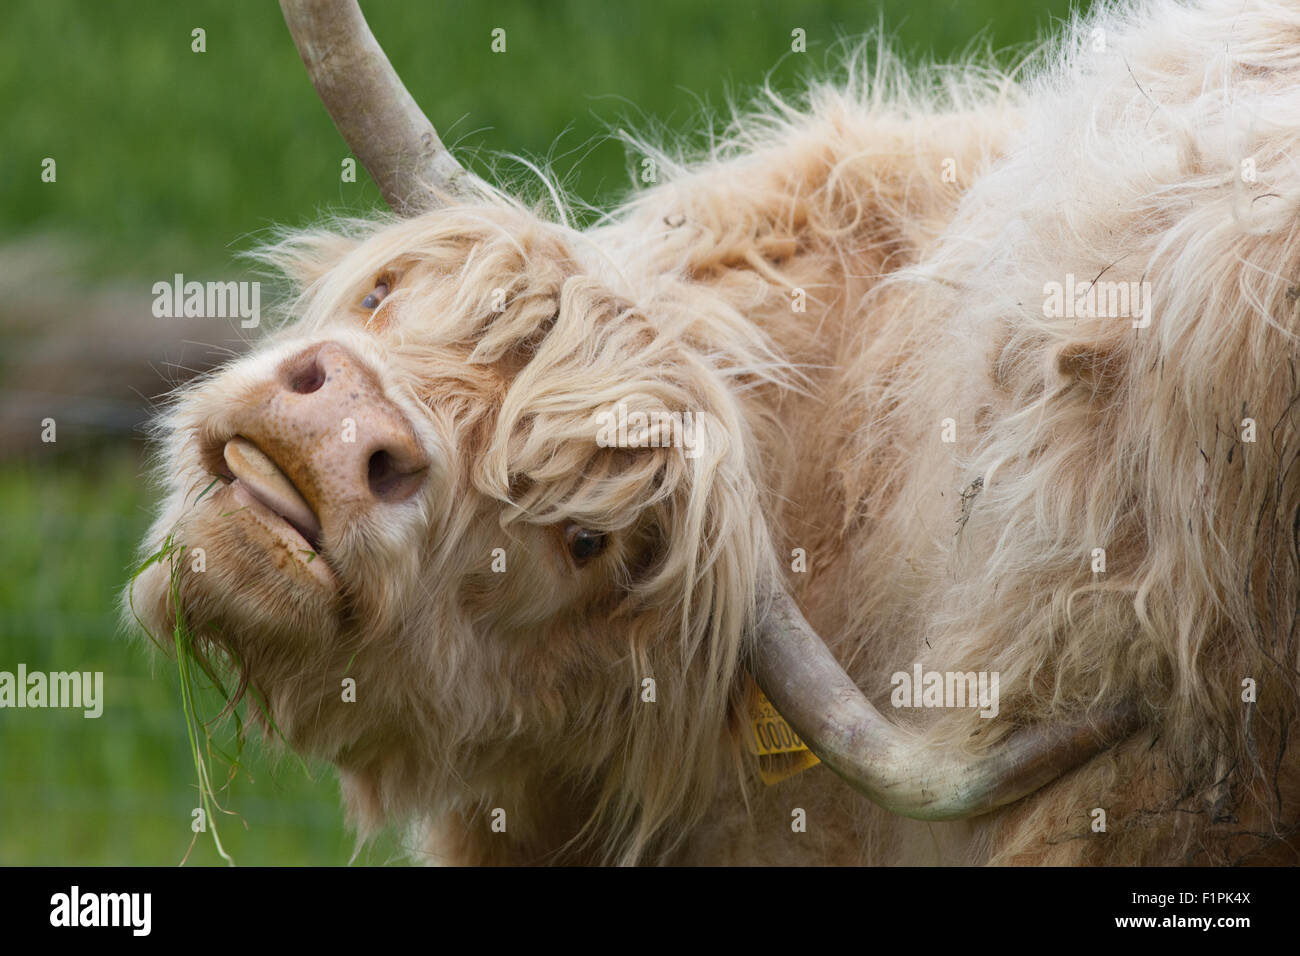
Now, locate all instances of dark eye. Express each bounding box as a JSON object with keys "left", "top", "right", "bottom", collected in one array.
[
  {"left": 361, "top": 281, "right": 390, "bottom": 309},
  {"left": 564, "top": 524, "right": 606, "bottom": 565}
]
